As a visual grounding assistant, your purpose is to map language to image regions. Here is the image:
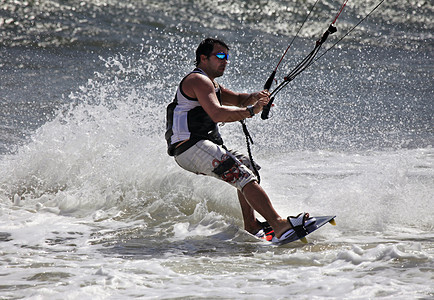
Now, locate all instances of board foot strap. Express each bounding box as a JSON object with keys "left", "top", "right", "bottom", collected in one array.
[{"left": 288, "top": 213, "right": 310, "bottom": 238}]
